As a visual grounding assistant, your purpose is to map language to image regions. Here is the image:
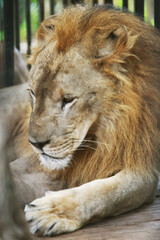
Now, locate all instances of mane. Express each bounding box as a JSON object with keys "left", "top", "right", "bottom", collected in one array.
[{"left": 30, "top": 5, "right": 160, "bottom": 187}]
